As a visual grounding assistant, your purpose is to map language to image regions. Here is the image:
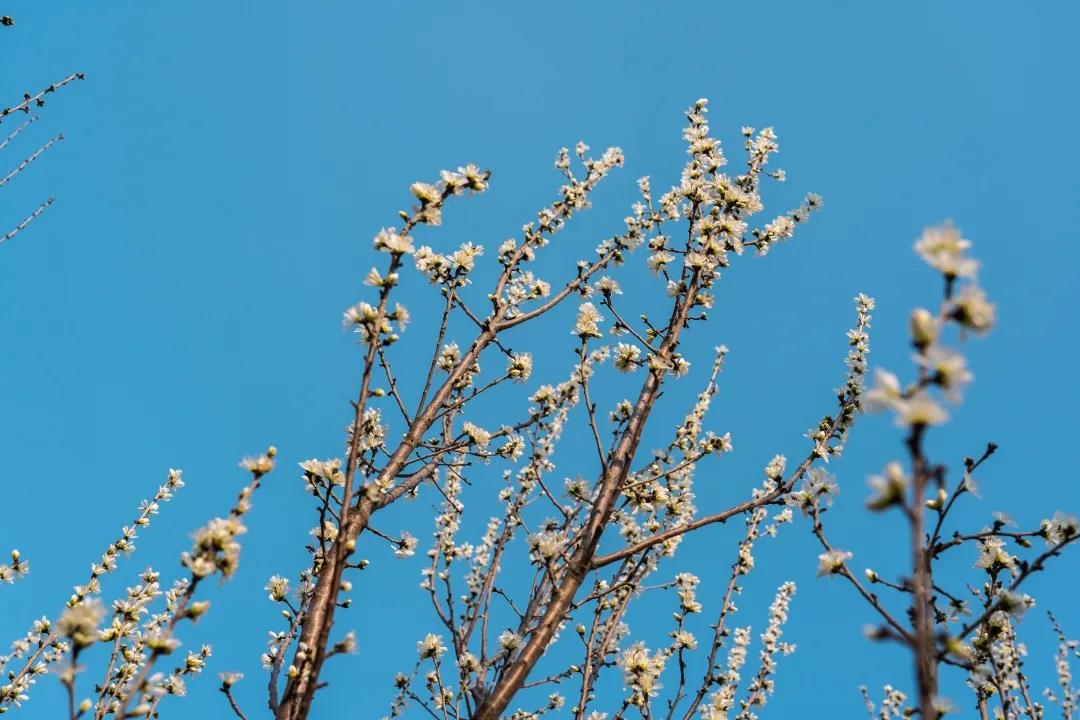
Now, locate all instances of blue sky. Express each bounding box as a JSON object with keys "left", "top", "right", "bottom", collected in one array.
[{"left": 1, "top": 1, "right": 1078, "bottom": 717}]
